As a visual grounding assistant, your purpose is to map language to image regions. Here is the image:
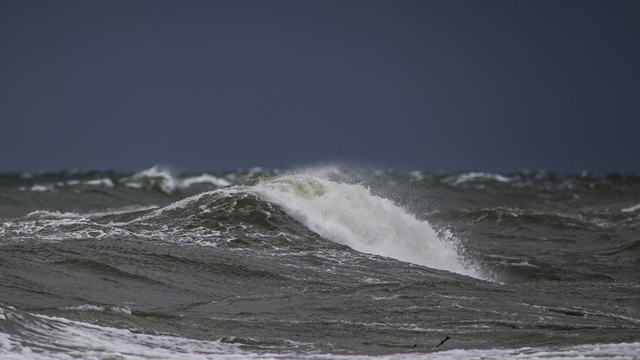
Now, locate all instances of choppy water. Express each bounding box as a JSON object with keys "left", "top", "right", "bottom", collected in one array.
[{"left": 1, "top": 166, "right": 639, "bottom": 359}]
